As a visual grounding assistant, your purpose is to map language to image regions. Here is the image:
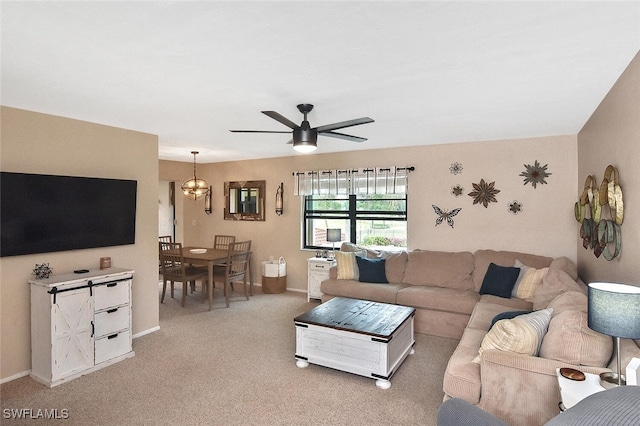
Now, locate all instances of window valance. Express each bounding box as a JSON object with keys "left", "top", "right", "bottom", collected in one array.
[{"left": 292, "top": 166, "right": 414, "bottom": 196}]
